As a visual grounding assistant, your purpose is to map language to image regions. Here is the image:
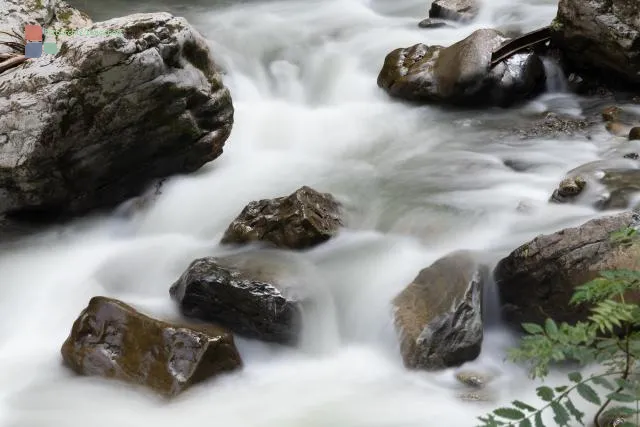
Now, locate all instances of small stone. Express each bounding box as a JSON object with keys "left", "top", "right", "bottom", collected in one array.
[
  {"left": 602, "top": 106, "right": 622, "bottom": 122},
  {"left": 624, "top": 153, "right": 640, "bottom": 160},
  {"left": 418, "top": 18, "right": 450, "bottom": 29},
  {"left": 629, "top": 127, "right": 640, "bottom": 141},
  {"left": 550, "top": 176, "right": 586, "bottom": 203},
  {"left": 455, "top": 371, "right": 491, "bottom": 388}
]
